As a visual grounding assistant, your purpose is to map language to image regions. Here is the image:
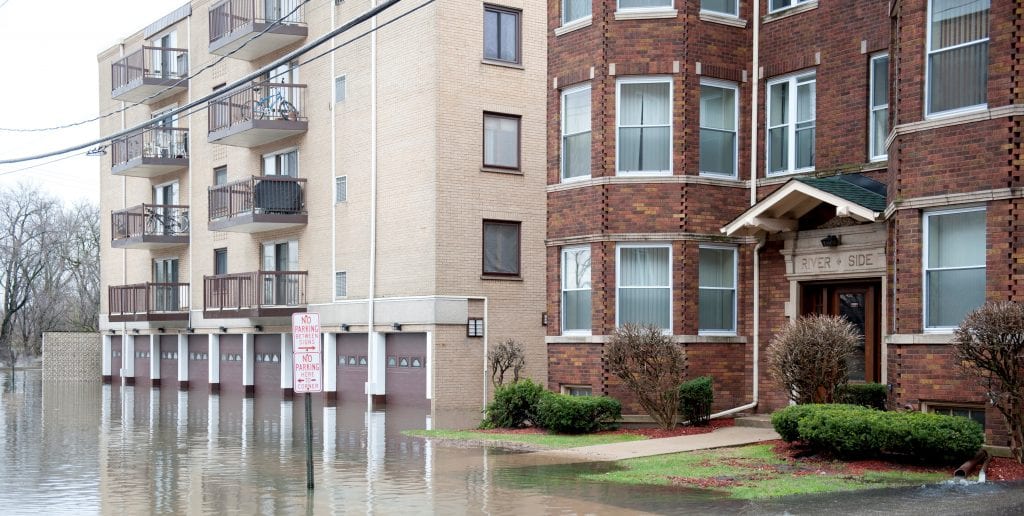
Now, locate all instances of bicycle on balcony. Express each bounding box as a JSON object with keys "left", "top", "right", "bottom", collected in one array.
[
  {"left": 144, "top": 207, "right": 190, "bottom": 236},
  {"left": 250, "top": 86, "right": 299, "bottom": 121}
]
